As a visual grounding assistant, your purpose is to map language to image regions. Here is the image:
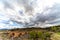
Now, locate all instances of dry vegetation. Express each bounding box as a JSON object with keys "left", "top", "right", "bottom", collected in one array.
[{"left": 0, "top": 25, "right": 60, "bottom": 40}]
